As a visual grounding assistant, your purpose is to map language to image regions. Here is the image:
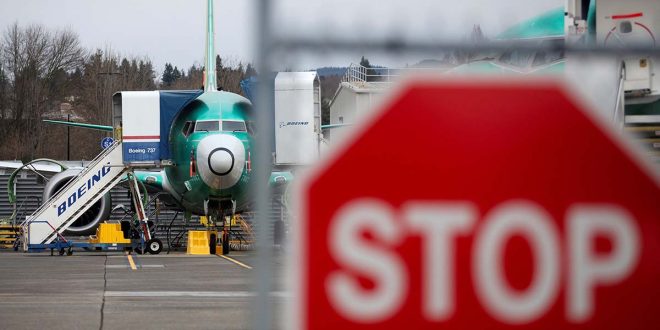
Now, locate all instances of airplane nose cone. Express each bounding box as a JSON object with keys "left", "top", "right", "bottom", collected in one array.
[
  {"left": 196, "top": 134, "right": 245, "bottom": 190},
  {"left": 209, "top": 148, "right": 234, "bottom": 175}
]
